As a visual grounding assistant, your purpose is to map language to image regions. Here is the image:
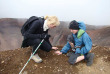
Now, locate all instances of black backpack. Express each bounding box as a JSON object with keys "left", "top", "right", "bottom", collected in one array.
[{"left": 21, "top": 16, "right": 40, "bottom": 36}]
